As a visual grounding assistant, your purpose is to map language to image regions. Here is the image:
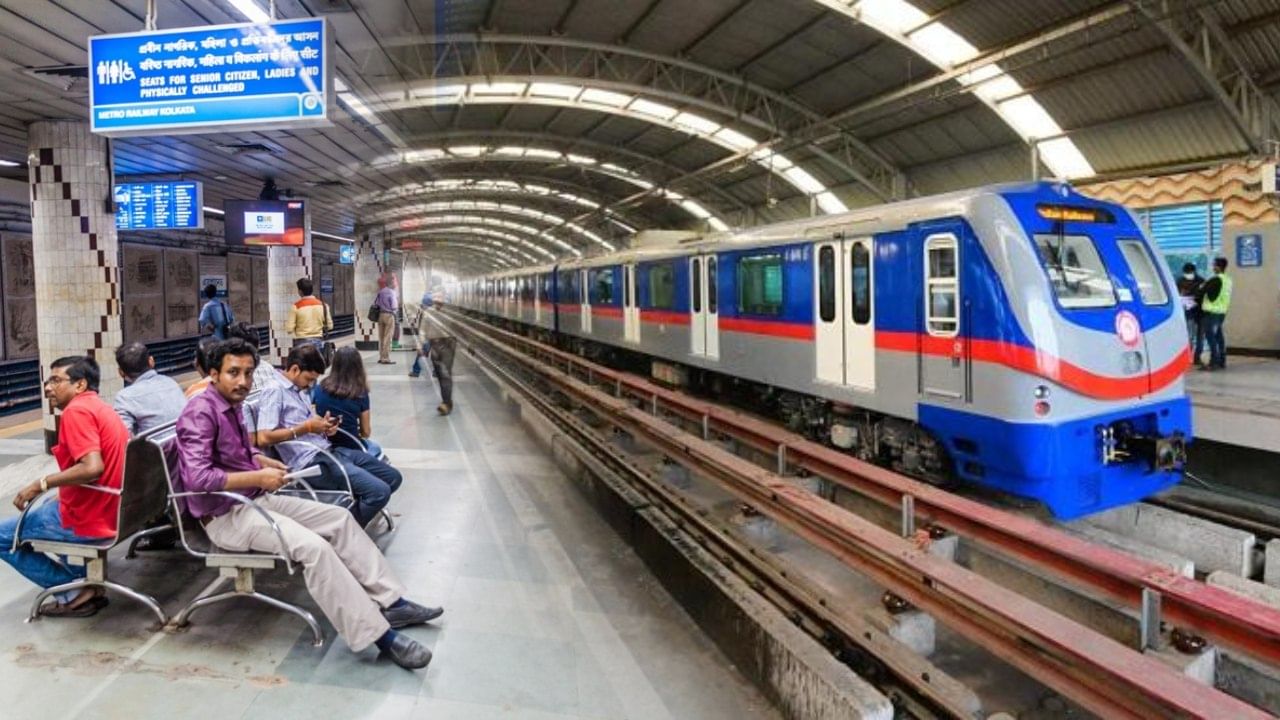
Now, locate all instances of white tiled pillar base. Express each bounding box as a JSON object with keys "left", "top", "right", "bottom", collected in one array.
[
  {"left": 353, "top": 227, "right": 386, "bottom": 350},
  {"left": 267, "top": 237, "right": 313, "bottom": 368},
  {"left": 27, "top": 120, "right": 123, "bottom": 448}
]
